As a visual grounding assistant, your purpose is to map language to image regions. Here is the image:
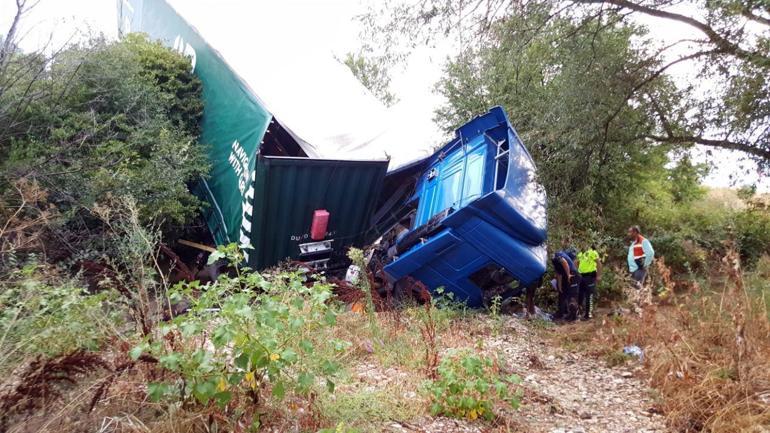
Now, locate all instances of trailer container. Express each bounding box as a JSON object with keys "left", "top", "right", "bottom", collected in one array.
[{"left": 117, "top": 0, "right": 390, "bottom": 269}]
